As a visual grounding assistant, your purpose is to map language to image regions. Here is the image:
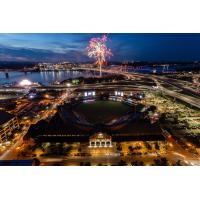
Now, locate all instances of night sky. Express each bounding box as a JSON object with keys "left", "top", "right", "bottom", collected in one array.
[{"left": 0, "top": 33, "right": 200, "bottom": 62}]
